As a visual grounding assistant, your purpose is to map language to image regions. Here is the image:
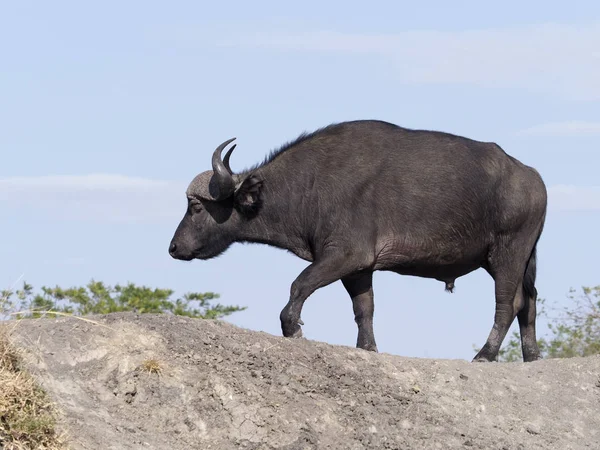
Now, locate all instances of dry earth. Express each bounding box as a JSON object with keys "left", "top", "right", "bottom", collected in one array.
[{"left": 5, "top": 313, "right": 600, "bottom": 449}]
